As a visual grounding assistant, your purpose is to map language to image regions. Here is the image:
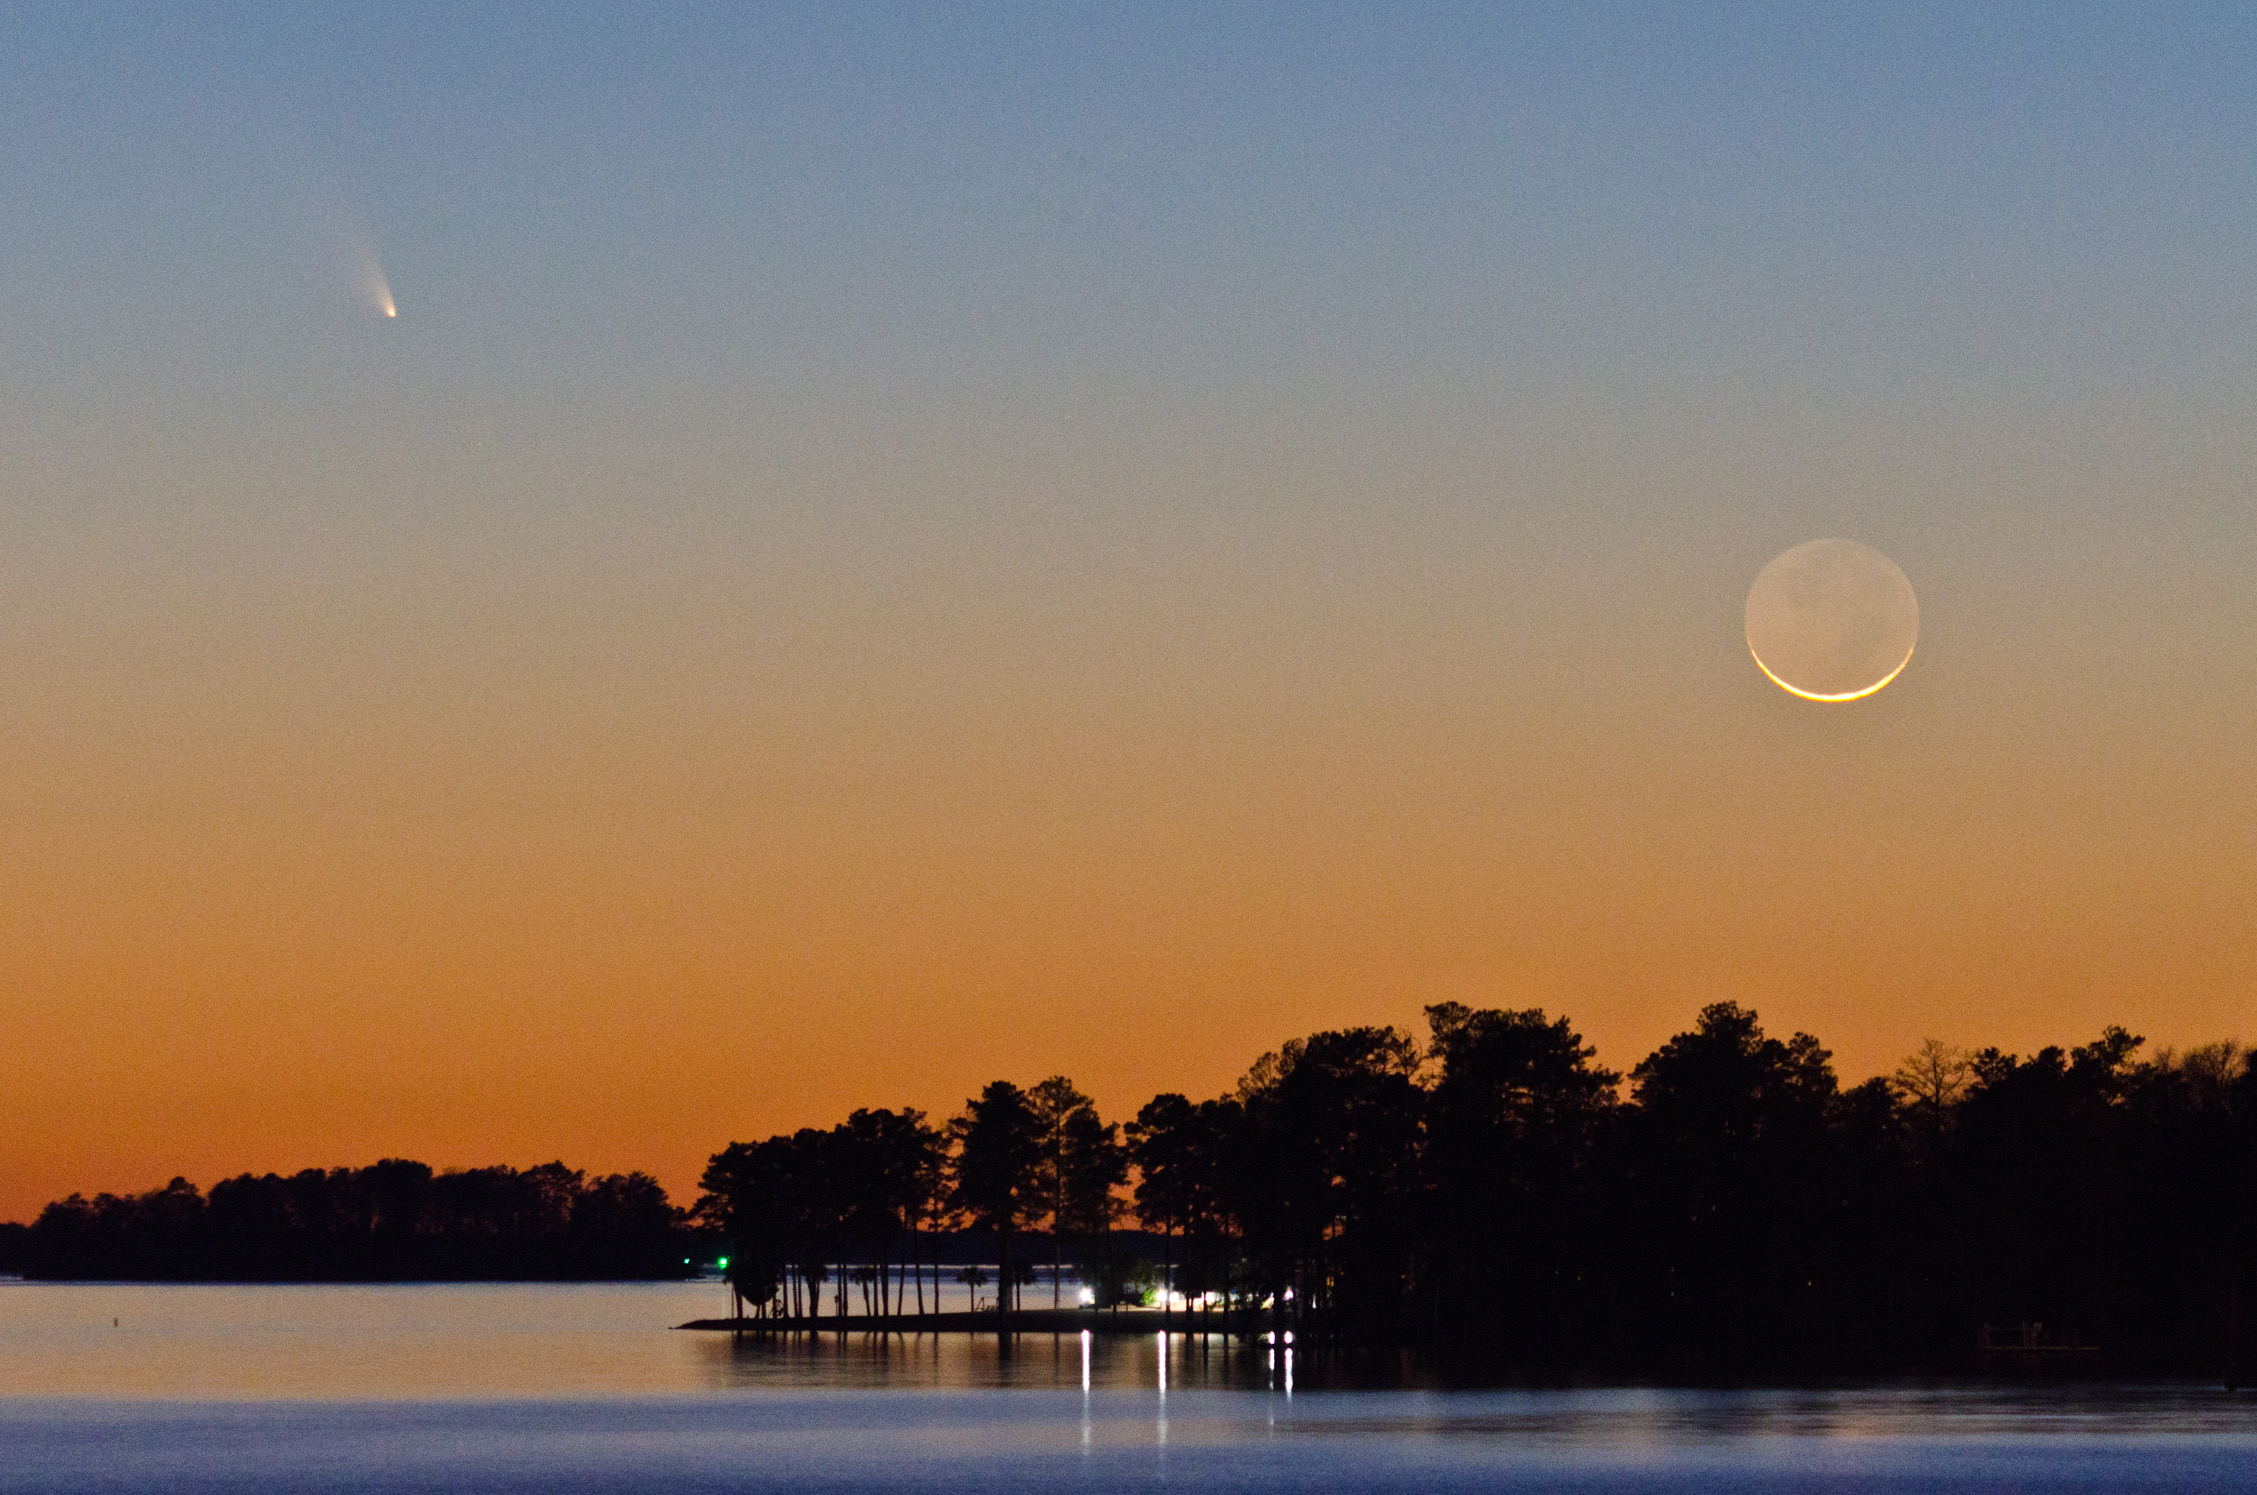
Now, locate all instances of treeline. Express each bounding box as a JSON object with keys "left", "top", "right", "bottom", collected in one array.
[
  {"left": 697, "top": 1077, "right": 1126, "bottom": 1320},
  {"left": 698, "top": 1003, "right": 2257, "bottom": 1378},
  {"left": 13, "top": 1160, "right": 690, "bottom": 1281}
]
